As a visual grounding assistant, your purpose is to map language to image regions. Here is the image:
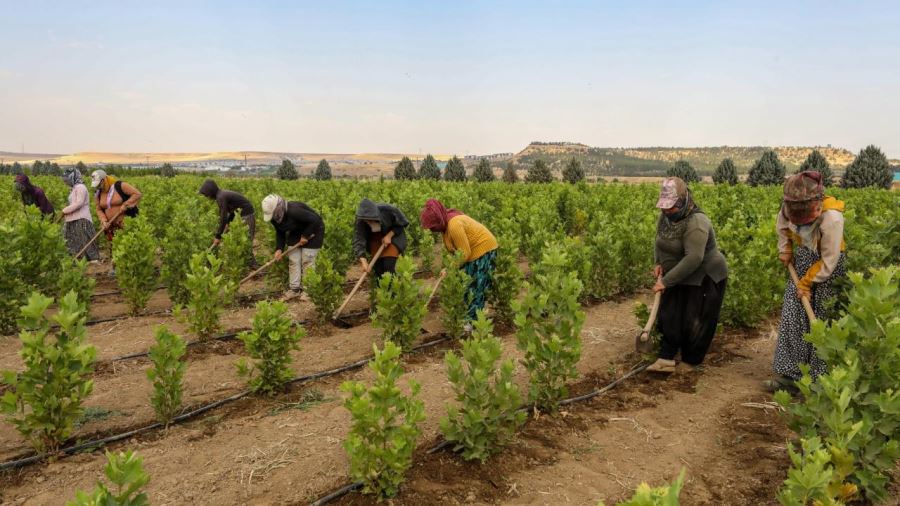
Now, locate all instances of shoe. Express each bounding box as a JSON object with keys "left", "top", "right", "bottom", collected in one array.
[
  {"left": 280, "top": 290, "right": 301, "bottom": 302},
  {"left": 645, "top": 358, "right": 676, "bottom": 373},
  {"left": 763, "top": 376, "right": 799, "bottom": 395},
  {"left": 298, "top": 292, "right": 311, "bottom": 303}
]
